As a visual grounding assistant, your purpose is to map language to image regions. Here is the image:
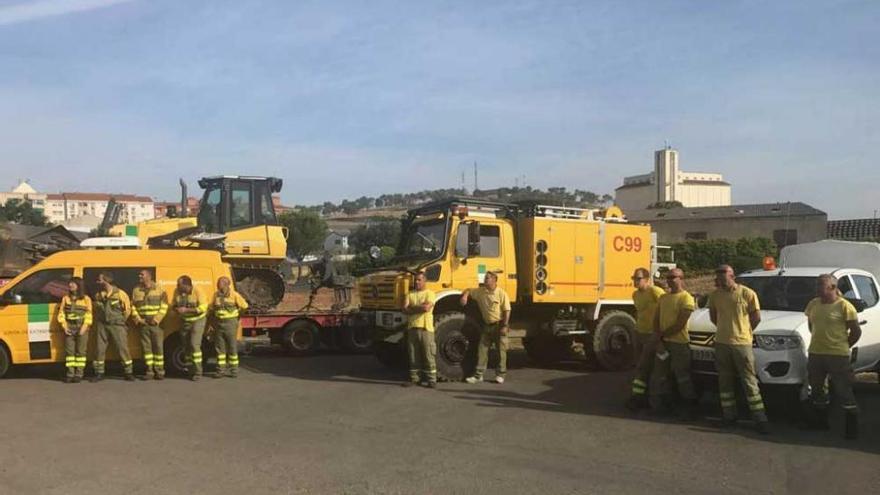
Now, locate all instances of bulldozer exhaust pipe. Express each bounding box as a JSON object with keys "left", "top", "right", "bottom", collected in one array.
[{"left": 179, "top": 178, "right": 188, "bottom": 217}]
